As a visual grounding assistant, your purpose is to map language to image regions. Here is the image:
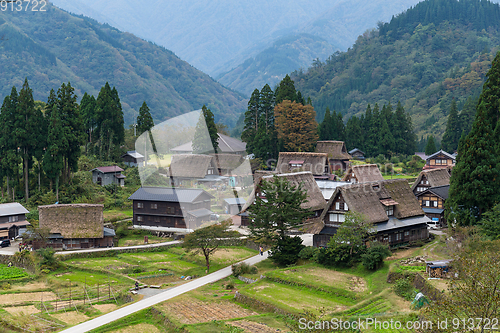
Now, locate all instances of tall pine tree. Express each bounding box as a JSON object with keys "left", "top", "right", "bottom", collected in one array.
[
  {"left": 441, "top": 98, "right": 460, "bottom": 152},
  {"left": 446, "top": 52, "right": 500, "bottom": 225},
  {"left": 193, "top": 105, "right": 218, "bottom": 154}
]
